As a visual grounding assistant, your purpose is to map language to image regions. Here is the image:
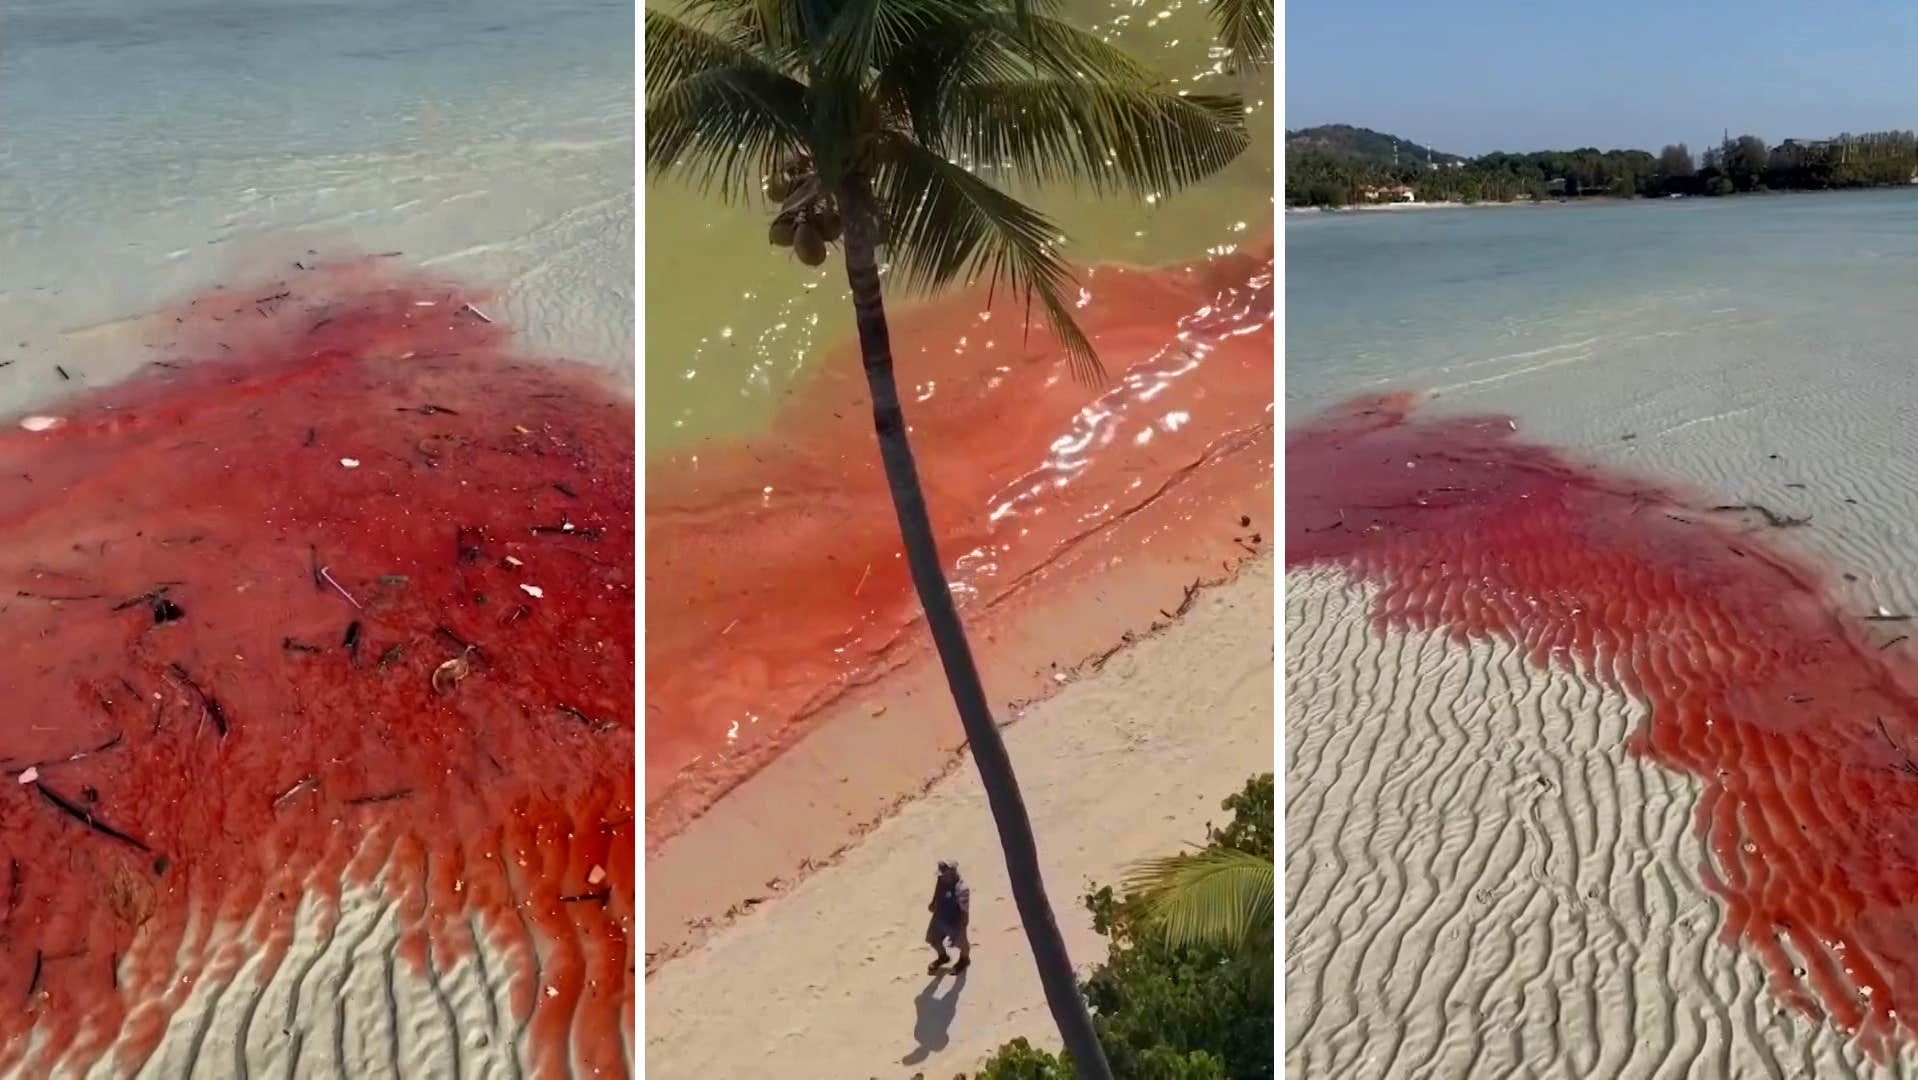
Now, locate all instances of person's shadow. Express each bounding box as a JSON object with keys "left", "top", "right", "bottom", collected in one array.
[{"left": 900, "top": 970, "right": 969, "bottom": 1066}]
